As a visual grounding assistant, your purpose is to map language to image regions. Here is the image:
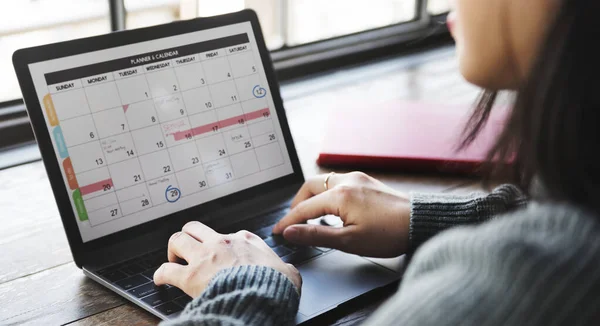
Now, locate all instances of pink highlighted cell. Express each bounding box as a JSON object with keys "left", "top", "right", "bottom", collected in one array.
[
  {"left": 218, "top": 115, "right": 244, "bottom": 129},
  {"left": 173, "top": 107, "right": 270, "bottom": 141},
  {"left": 80, "top": 178, "right": 114, "bottom": 196},
  {"left": 244, "top": 107, "right": 270, "bottom": 120}
]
